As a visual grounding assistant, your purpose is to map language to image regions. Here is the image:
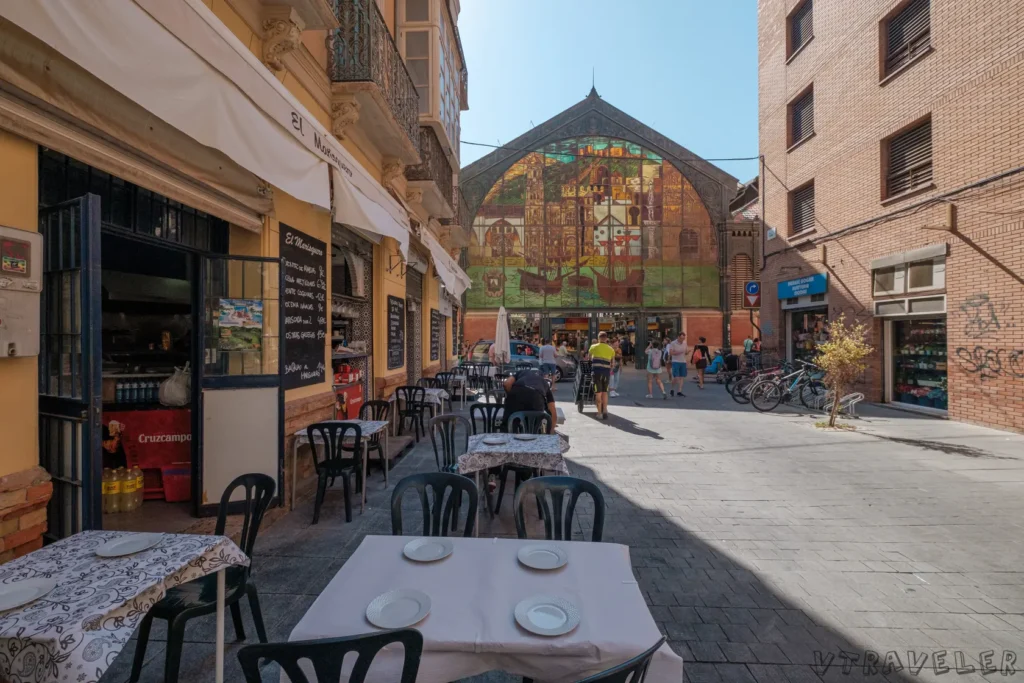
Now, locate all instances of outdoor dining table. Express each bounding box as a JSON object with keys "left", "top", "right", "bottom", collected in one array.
[
  {"left": 0, "top": 530, "right": 248, "bottom": 683},
  {"left": 290, "top": 419, "right": 391, "bottom": 511},
  {"left": 286, "top": 535, "right": 683, "bottom": 683},
  {"left": 387, "top": 387, "right": 450, "bottom": 435}
]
